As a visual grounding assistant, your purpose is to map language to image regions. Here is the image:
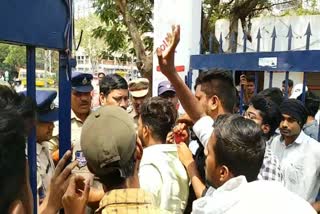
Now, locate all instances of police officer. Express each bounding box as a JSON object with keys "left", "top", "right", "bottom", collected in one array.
[
  {"left": 128, "top": 78, "right": 149, "bottom": 126},
  {"left": 158, "top": 80, "right": 179, "bottom": 110},
  {"left": 48, "top": 72, "right": 99, "bottom": 213},
  {"left": 22, "top": 90, "right": 58, "bottom": 203},
  {"left": 49, "top": 71, "right": 93, "bottom": 162}
]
